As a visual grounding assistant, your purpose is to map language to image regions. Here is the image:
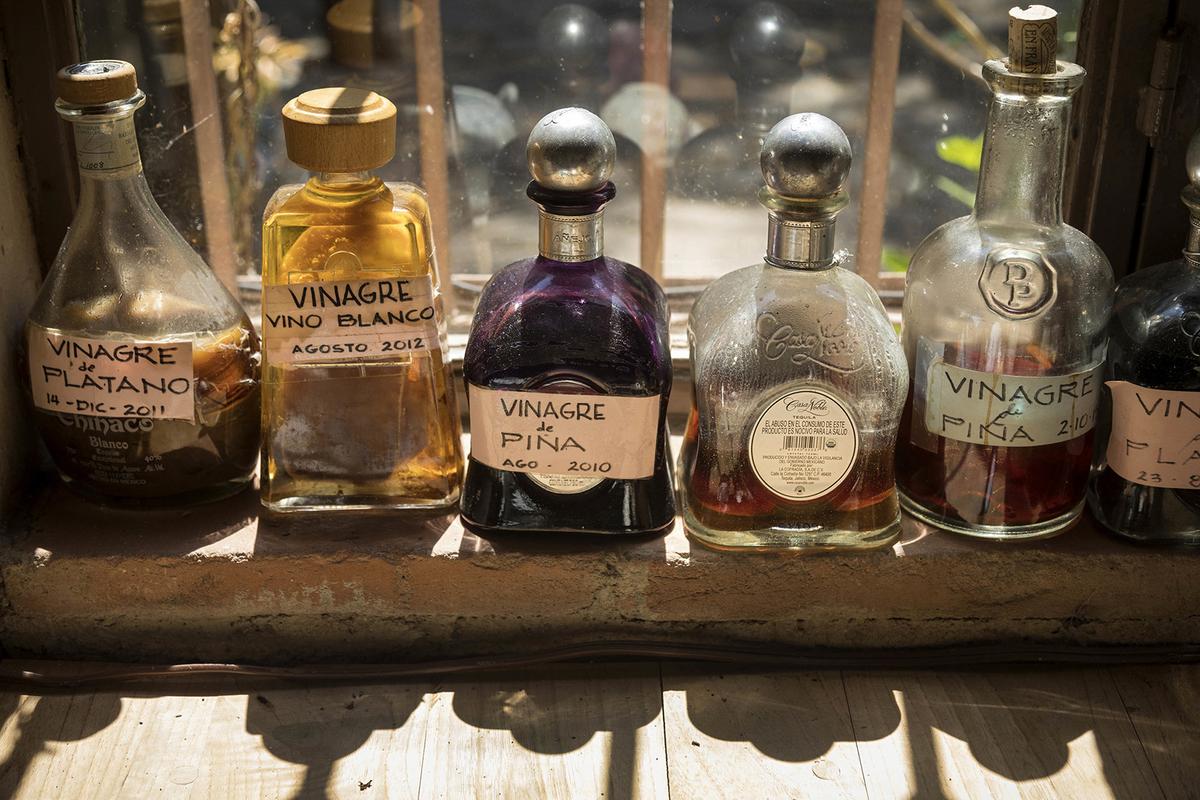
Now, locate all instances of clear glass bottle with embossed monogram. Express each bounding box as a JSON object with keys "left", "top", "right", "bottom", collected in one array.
[
  {"left": 260, "top": 88, "right": 462, "bottom": 512},
  {"left": 1087, "top": 130, "right": 1200, "bottom": 545},
  {"left": 896, "top": 7, "right": 1114, "bottom": 540},
  {"left": 680, "top": 113, "right": 907, "bottom": 551},
  {"left": 461, "top": 108, "right": 675, "bottom": 535}
]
